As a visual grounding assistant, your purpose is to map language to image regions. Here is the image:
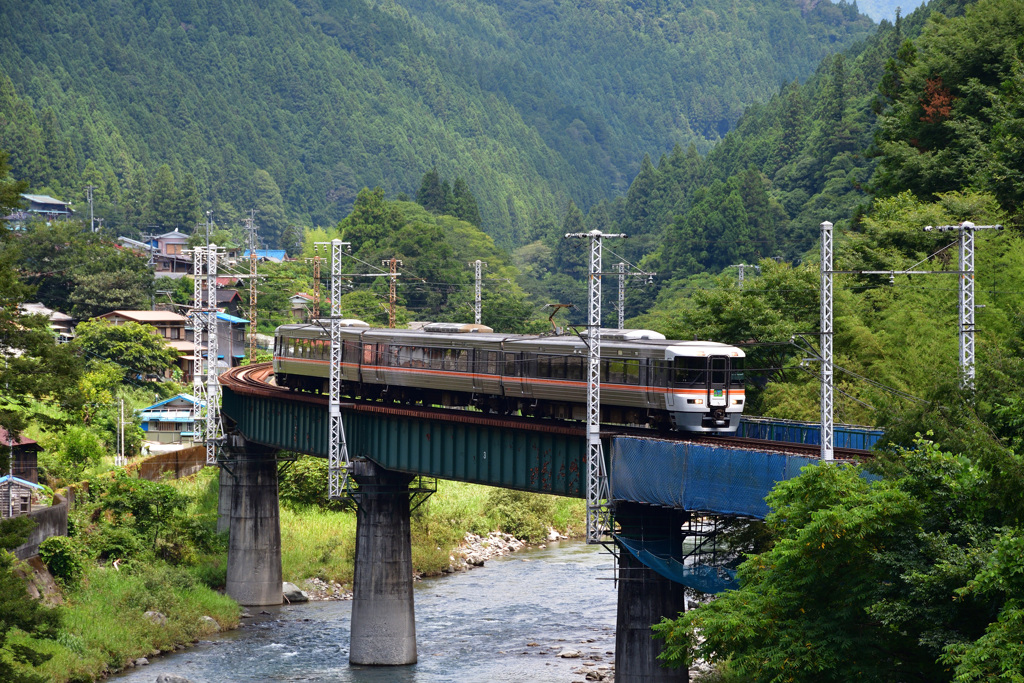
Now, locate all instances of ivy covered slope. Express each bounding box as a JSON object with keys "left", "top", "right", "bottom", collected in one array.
[{"left": 0, "top": 0, "right": 872, "bottom": 247}]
